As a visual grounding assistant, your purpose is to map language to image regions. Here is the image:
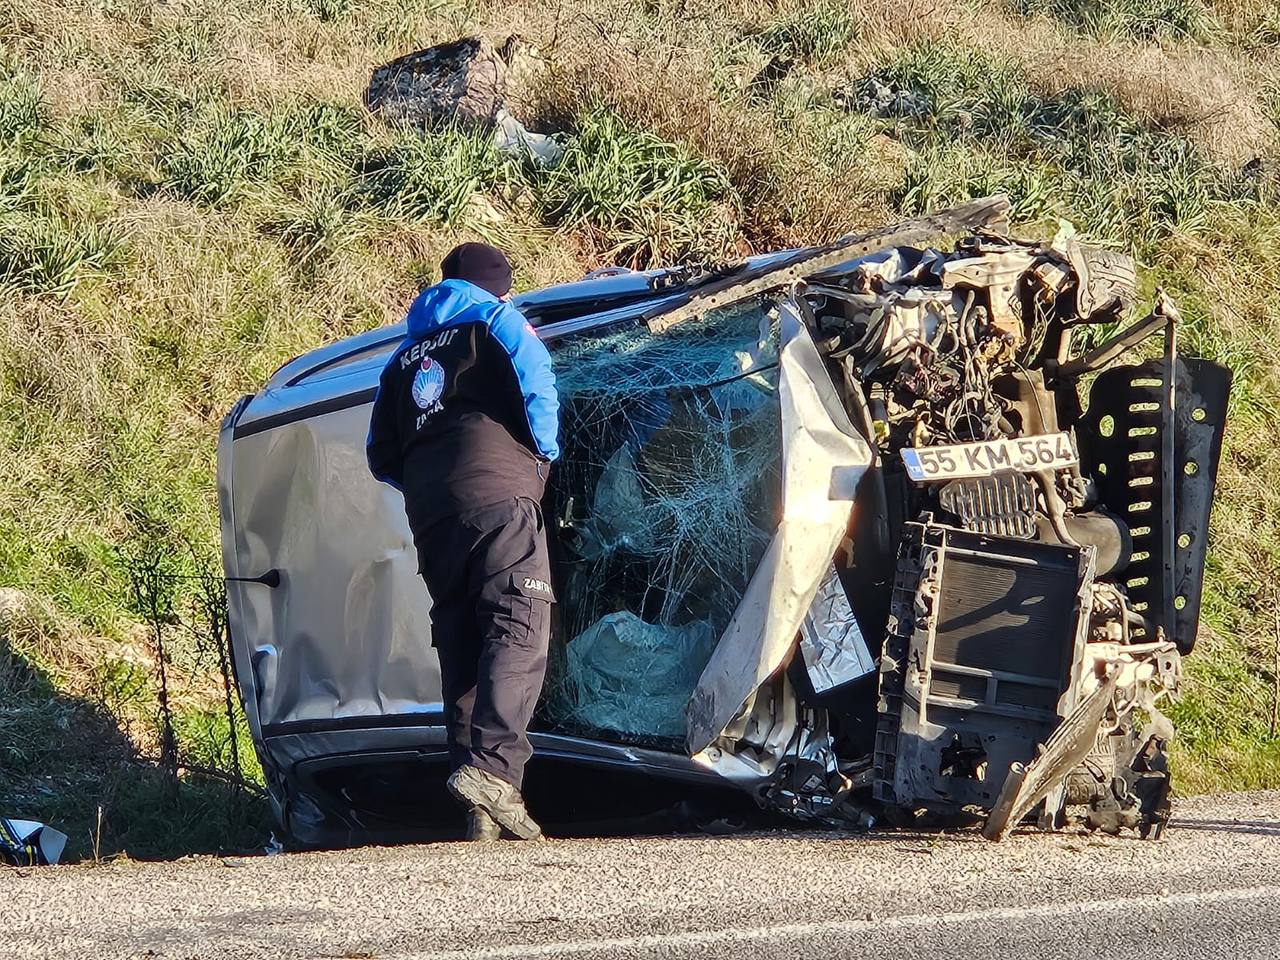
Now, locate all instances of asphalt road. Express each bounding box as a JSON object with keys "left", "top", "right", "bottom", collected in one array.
[{"left": 7, "top": 791, "right": 1280, "bottom": 960}]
